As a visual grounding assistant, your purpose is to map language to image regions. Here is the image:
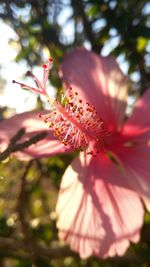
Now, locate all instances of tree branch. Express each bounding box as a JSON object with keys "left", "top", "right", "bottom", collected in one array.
[
  {"left": 0, "top": 237, "right": 77, "bottom": 260},
  {"left": 0, "top": 129, "right": 48, "bottom": 162},
  {"left": 17, "top": 161, "right": 35, "bottom": 244},
  {"left": 71, "top": 0, "right": 100, "bottom": 53}
]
